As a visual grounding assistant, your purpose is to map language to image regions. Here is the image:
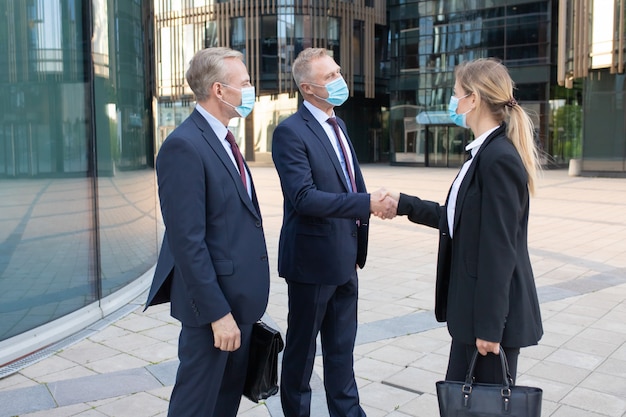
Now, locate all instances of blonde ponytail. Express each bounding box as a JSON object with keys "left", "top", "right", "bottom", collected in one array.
[{"left": 507, "top": 104, "right": 541, "bottom": 195}]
